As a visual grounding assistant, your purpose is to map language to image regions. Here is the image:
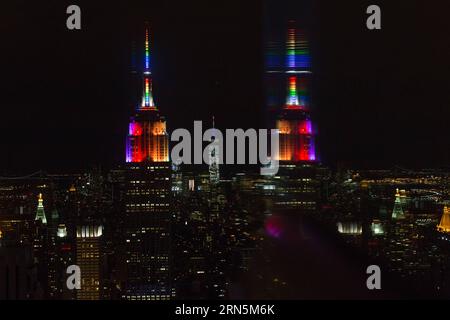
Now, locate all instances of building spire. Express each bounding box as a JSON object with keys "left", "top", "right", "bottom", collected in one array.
[
  {"left": 286, "top": 23, "right": 297, "bottom": 70},
  {"left": 35, "top": 193, "right": 47, "bottom": 224},
  {"left": 284, "top": 21, "right": 311, "bottom": 110},
  {"left": 144, "top": 27, "right": 150, "bottom": 72},
  {"left": 285, "top": 23, "right": 299, "bottom": 108},
  {"left": 392, "top": 188, "right": 405, "bottom": 220},
  {"left": 141, "top": 24, "right": 156, "bottom": 110},
  {"left": 209, "top": 115, "right": 220, "bottom": 184},
  {"left": 286, "top": 76, "right": 300, "bottom": 107},
  {"left": 286, "top": 20, "right": 310, "bottom": 71}
]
